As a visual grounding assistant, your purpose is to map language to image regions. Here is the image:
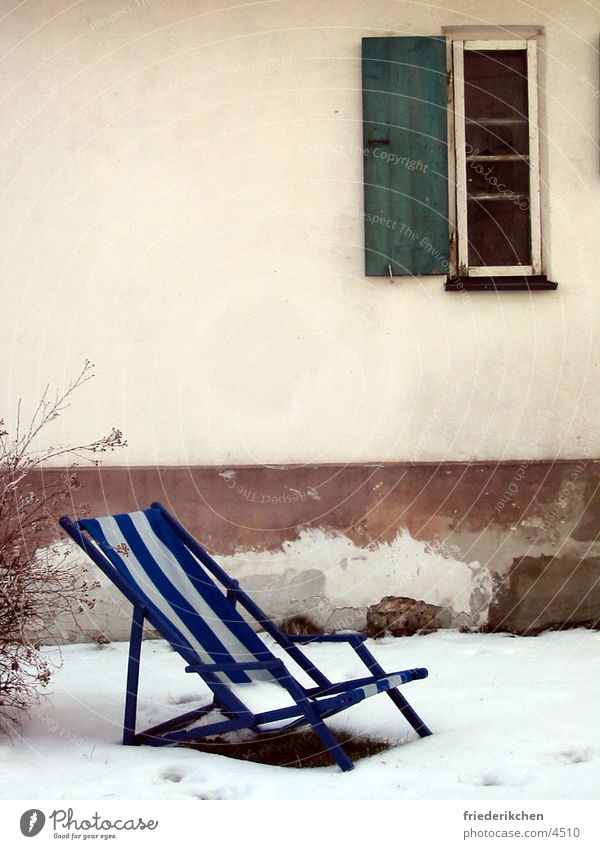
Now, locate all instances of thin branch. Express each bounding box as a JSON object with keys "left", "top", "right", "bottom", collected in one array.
[{"left": 0, "top": 362, "right": 125, "bottom": 728}]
